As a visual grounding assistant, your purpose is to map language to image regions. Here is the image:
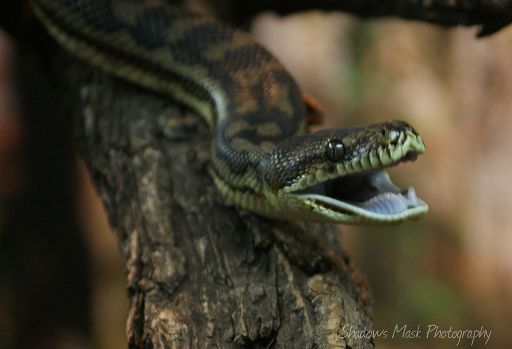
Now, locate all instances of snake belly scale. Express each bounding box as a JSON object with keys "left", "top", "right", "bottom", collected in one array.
[{"left": 32, "top": 0, "right": 428, "bottom": 224}]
